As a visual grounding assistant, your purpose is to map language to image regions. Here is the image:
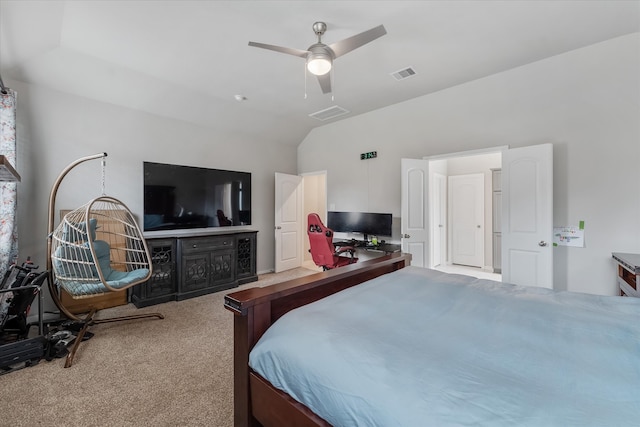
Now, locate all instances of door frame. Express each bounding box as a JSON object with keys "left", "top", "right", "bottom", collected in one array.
[
  {"left": 274, "top": 171, "right": 327, "bottom": 273},
  {"left": 299, "top": 171, "right": 328, "bottom": 268},
  {"left": 401, "top": 145, "right": 509, "bottom": 268},
  {"left": 426, "top": 146, "right": 507, "bottom": 269},
  {"left": 406, "top": 144, "right": 552, "bottom": 289},
  {"left": 430, "top": 172, "right": 446, "bottom": 268}
]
